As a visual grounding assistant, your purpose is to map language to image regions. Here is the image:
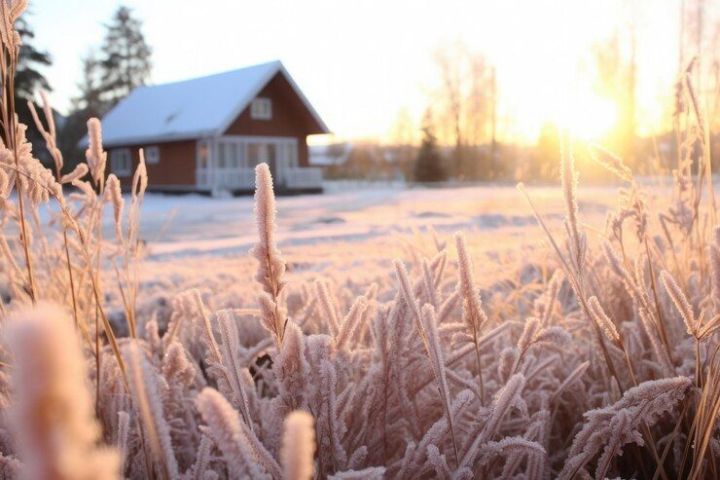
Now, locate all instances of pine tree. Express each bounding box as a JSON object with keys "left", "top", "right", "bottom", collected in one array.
[
  {"left": 14, "top": 16, "right": 53, "bottom": 165},
  {"left": 72, "top": 52, "right": 105, "bottom": 117},
  {"left": 98, "top": 5, "right": 151, "bottom": 107},
  {"left": 15, "top": 17, "right": 52, "bottom": 101},
  {"left": 58, "top": 53, "right": 106, "bottom": 170},
  {"left": 59, "top": 6, "right": 152, "bottom": 168},
  {"left": 414, "top": 111, "right": 446, "bottom": 182}
]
